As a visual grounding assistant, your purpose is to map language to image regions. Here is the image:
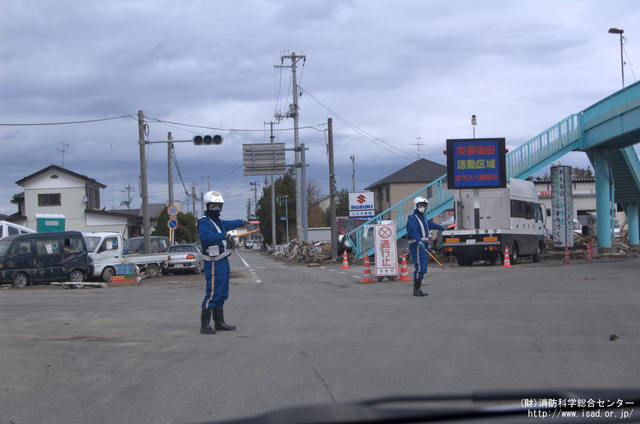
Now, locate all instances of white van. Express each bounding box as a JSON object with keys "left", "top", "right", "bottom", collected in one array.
[{"left": 0, "top": 221, "right": 36, "bottom": 240}]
